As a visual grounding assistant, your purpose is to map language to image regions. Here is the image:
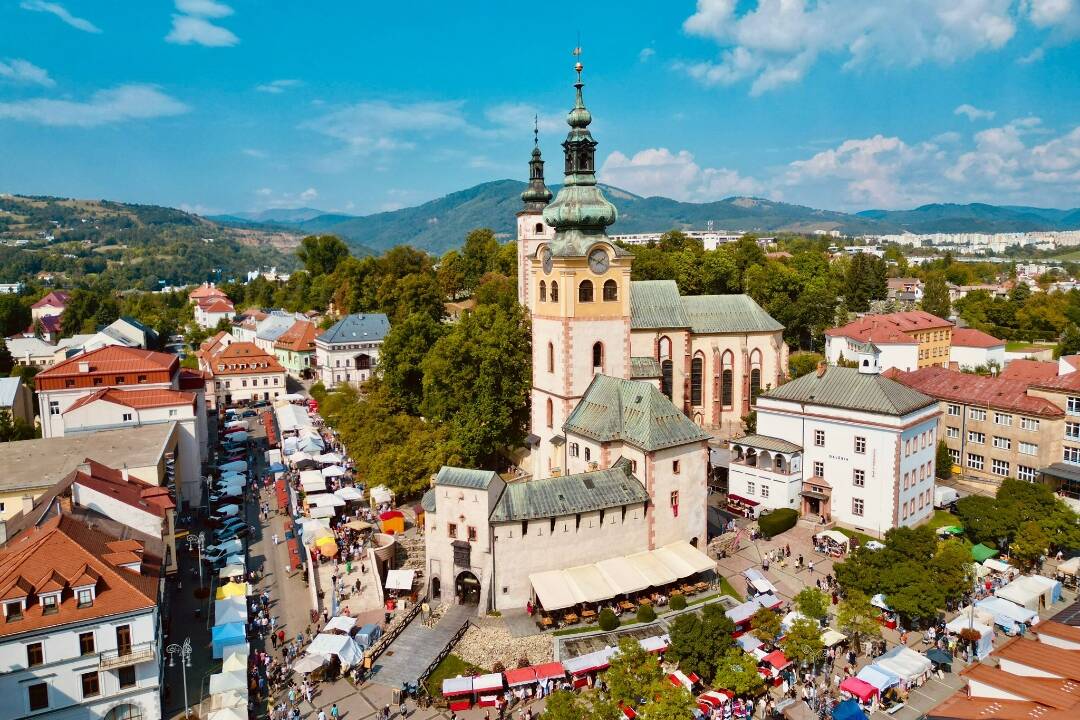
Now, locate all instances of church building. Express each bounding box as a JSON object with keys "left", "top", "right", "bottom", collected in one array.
[{"left": 423, "top": 62, "right": 786, "bottom": 614}]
